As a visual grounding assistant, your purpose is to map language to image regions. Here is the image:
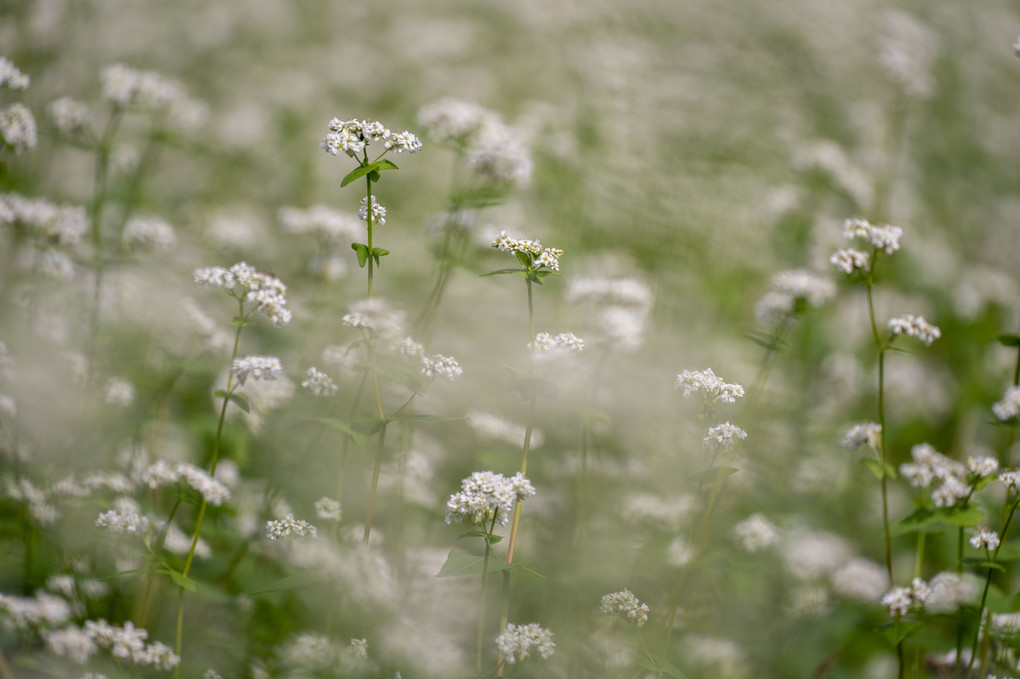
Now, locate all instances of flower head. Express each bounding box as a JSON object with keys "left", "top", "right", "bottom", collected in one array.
[
  {"left": 843, "top": 422, "right": 881, "bottom": 451},
  {"left": 301, "top": 367, "right": 338, "bottom": 397},
  {"left": 970, "top": 527, "right": 1000, "bottom": 551},
  {"left": 0, "top": 103, "right": 37, "bottom": 155},
  {"left": 0, "top": 57, "right": 29, "bottom": 90},
  {"left": 830, "top": 248, "right": 870, "bottom": 275},
  {"left": 232, "top": 355, "right": 282, "bottom": 385},
  {"left": 445, "top": 471, "right": 535, "bottom": 526},
  {"left": 495, "top": 623, "right": 555, "bottom": 664},
  {"left": 600, "top": 590, "right": 649, "bottom": 626},
  {"left": 194, "top": 262, "right": 292, "bottom": 327},
  {"left": 492, "top": 230, "right": 563, "bottom": 271},
  {"left": 888, "top": 314, "right": 940, "bottom": 346},
  {"left": 674, "top": 368, "right": 744, "bottom": 404},
  {"left": 993, "top": 386, "right": 1020, "bottom": 422},
  {"left": 704, "top": 422, "right": 747, "bottom": 453},
  {"left": 843, "top": 217, "right": 903, "bottom": 254},
  {"left": 266, "top": 514, "right": 317, "bottom": 540}
]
